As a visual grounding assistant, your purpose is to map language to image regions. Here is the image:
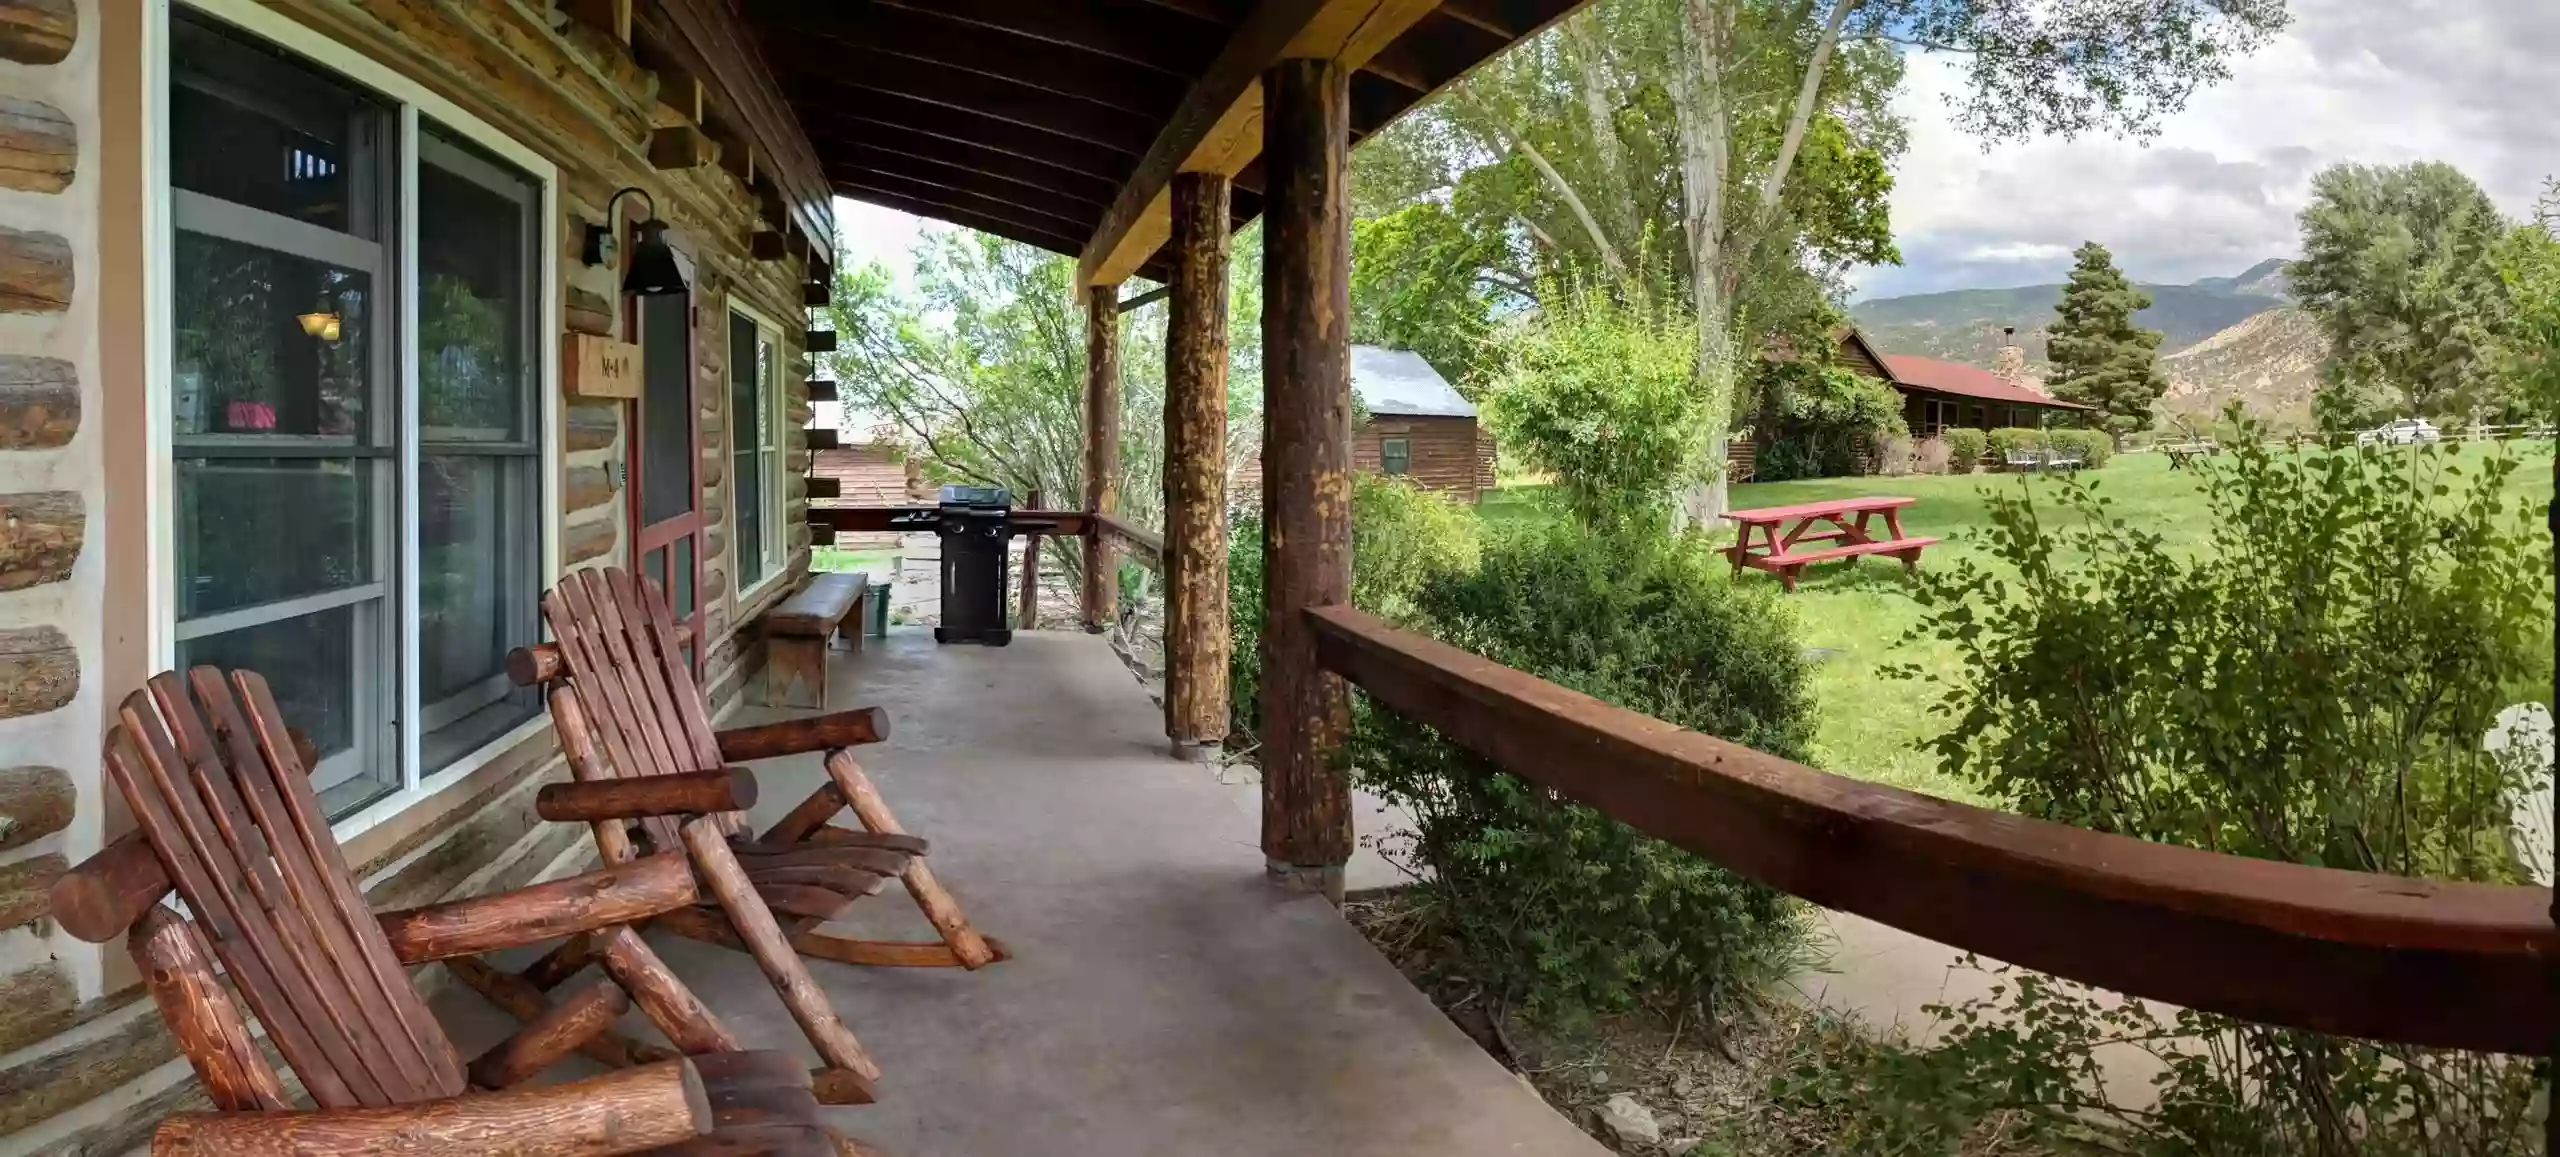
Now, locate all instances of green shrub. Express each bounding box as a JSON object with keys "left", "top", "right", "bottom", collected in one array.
[
  {"left": 1940, "top": 428, "right": 1987, "bottom": 472},
  {"left": 1228, "top": 474, "right": 1479, "bottom": 741},
  {"left": 2045, "top": 426, "right": 2114, "bottom": 467},
  {"left": 1884, "top": 424, "right": 2552, "bottom": 1151},
  {"left": 1360, "top": 523, "right": 1815, "bottom": 1020},
  {"left": 1483, "top": 280, "right": 1714, "bottom": 532},
  {"left": 1984, "top": 426, "right": 2040, "bottom": 462}
]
